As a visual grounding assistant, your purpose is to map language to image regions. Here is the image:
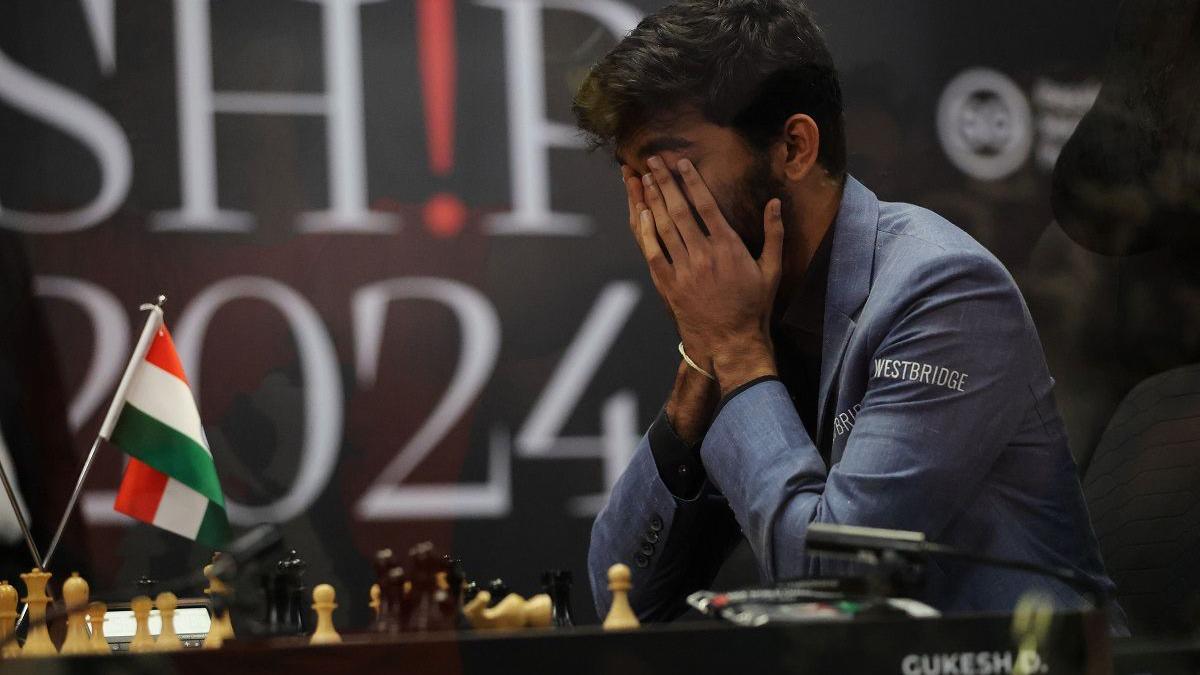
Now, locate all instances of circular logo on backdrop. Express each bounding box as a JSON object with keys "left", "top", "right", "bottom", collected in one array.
[{"left": 937, "top": 68, "right": 1033, "bottom": 181}]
